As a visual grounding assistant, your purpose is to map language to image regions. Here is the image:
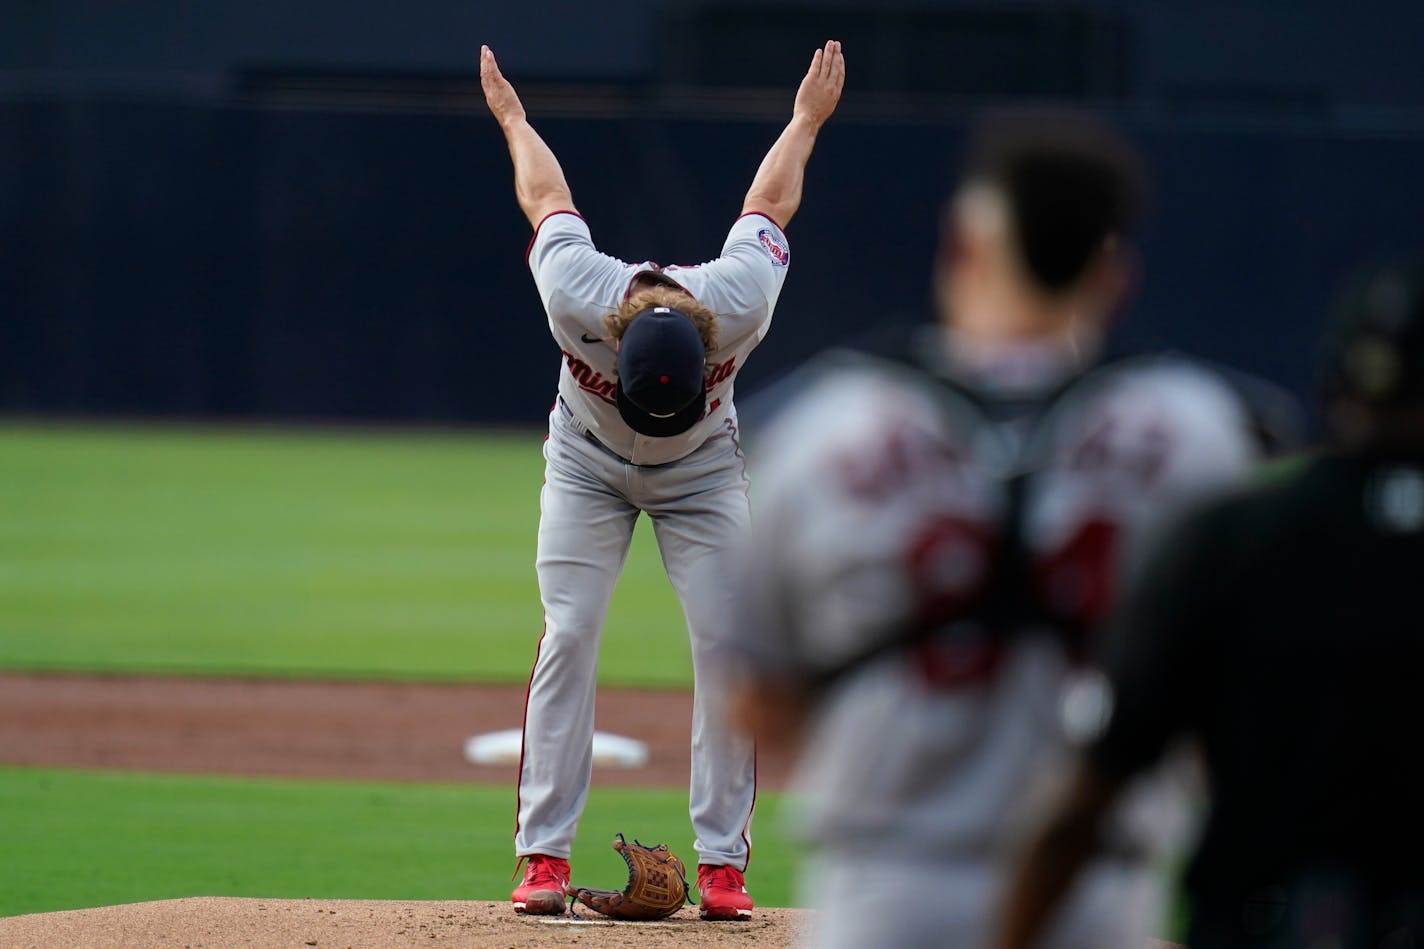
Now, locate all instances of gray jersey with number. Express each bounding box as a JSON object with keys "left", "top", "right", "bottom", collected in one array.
[{"left": 734, "top": 337, "right": 1256, "bottom": 942}]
